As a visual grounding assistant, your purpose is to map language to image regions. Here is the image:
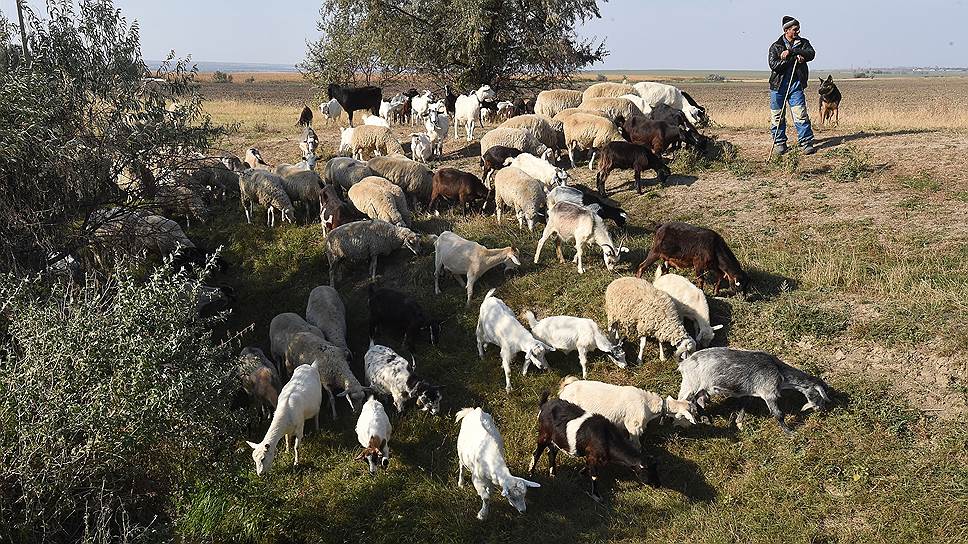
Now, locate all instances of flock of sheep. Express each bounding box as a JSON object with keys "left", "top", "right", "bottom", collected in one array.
[{"left": 108, "top": 77, "right": 837, "bottom": 518}]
